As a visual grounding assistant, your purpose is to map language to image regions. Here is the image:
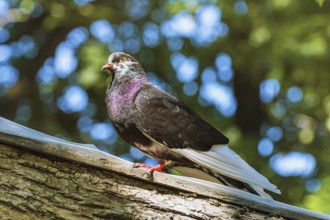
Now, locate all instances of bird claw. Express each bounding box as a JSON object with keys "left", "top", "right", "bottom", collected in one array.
[
  {"left": 147, "top": 163, "right": 167, "bottom": 174},
  {"left": 132, "top": 162, "right": 152, "bottom": 169},
  {"left": 143, "top": 172, "right": 154, "bottom": 181},
  {"left": 133, "top": 162, "right": 156, "bottom": 181},
  {"left": 132, "top": 162, "right": 167, "bottom": 174}
]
